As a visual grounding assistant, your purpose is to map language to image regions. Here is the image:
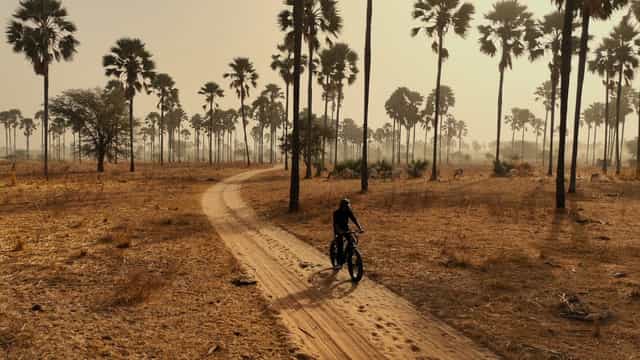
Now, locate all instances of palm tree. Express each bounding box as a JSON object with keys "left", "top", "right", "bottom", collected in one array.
[
  {"left": 608, "top": 15, "right": 639, "bottom": 176},
  {"left": 412, "top": 0, "right": 474, "bottom": 180},
  {"left": 631, "top": 0, "right": 640, "bottom": 177},
  {"left": 271, "top": 43, "right": 307, "bottom": 171},
  {"left": 262, "top": 84, "right": 284, "bottom": 164},
  {"left": 478, "top": 0, "right": 539, "bottom": 167},
  {"left": 20, "top": 117, "right": 37, "bottom": 159},
  {"left": 567, "top": 0, "right": 628, "bottom": 193},
  {"left": 426, "top": 85, "right": 456, "bottom": 166},
  {"left": 224, "top": 58, "right": 258, "bottom": 167},
  {"left": 318, "top": 47, "right": 338, "bottom": 173},
  {"left": 535, "top": 11, "right": 578, "bottom": 176},
  {"left": 6, "top": 0, "right": 78, "bottom": 177},
  {"left": 325, "top": 43, "right": 359, "bottom": 166},
  {"left": 362, "top": 0, "right": 373, "bottom": 192},
  {"left": 590, "top": 38, "right": 618, "bottom": 173},
  {"left": 103, "top": 38, "right": 156, "bottom": 172},
  {"left": 288, "top": 0, "right": 304, "bottom": 212},
  {"left": 151, "top": 73, "right": 176, "bottom": 165},
  {"left": 279, "top": 0, "right": 343, "bottom": 179},
  {"left": 534, "top": 81, "right": 556, "bottom": 167},
  {"left": 198, "top": 82, "right": 224, "bottom": 166},
  {"left": 555, "top": 0, "right": 578, "bottom": 209}
]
